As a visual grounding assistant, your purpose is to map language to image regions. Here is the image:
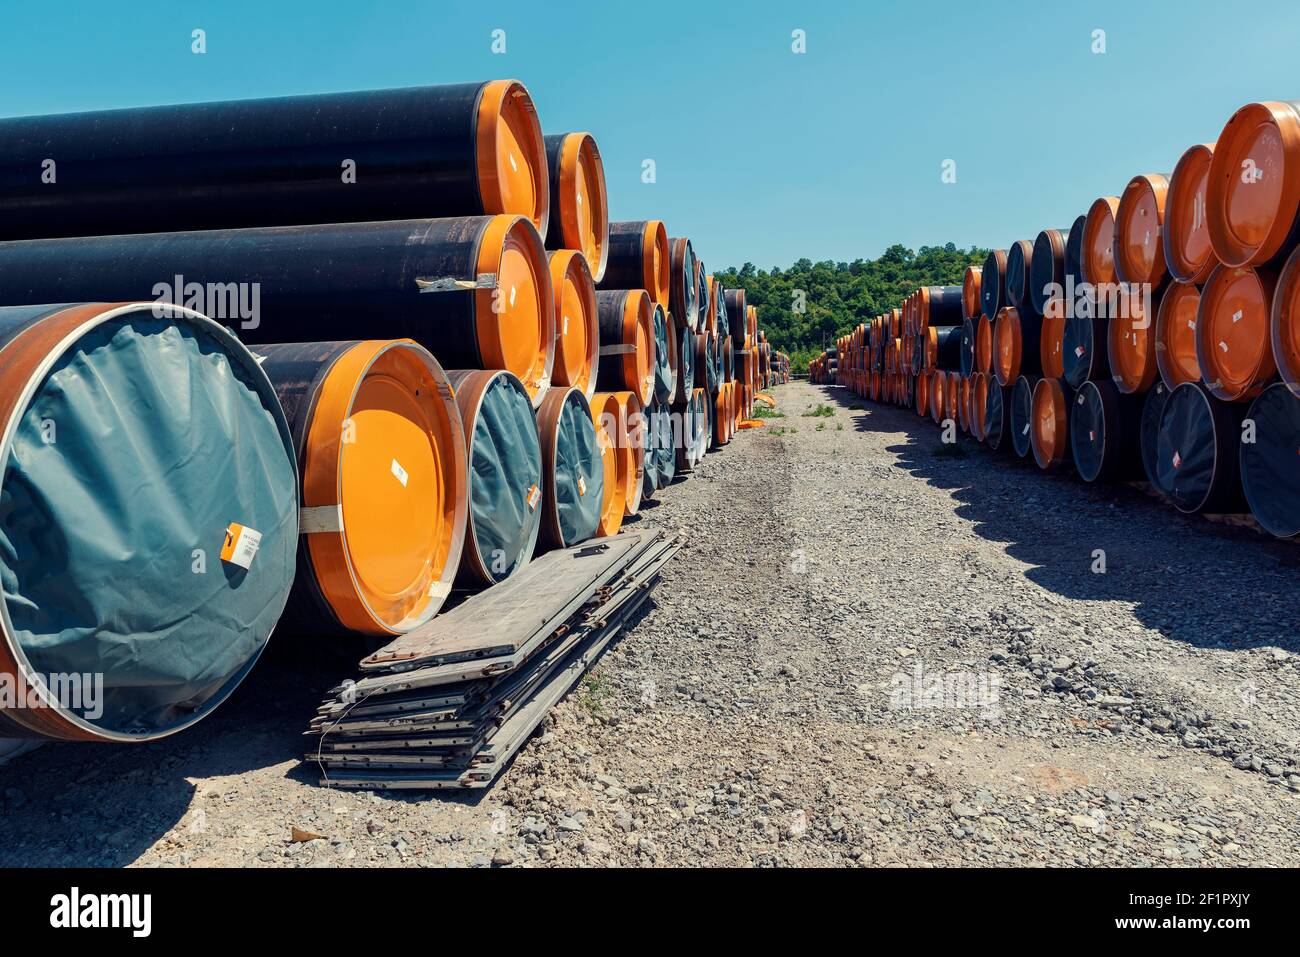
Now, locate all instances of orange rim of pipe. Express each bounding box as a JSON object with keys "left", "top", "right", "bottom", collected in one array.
[
  {"left": 610, "top": 390, "right": 645, "bottom": 515},
  {"left": 1106, "top": 286, "right": 1159, "bottom": 394},
  {"left": 1040, "top": 313, "right": 1066, "bottom": 379},
  {"left": 963, "top": 266, "right": 982, "bottom": 319},
  {"left": 918, "top": 286, "right": 932, "bottom": 331},
  {"left": 976, "top": 314, "right": 993, "bottom": 375},
  {"left": 714, "top": 386, "right": 731, "bottom": 444},
  {"left": 1083, "top": 195, "right": 1121, "bottom": 287},
  {"left": 1031, "top": 378, "right": 1069, "bottom": 469},
  {"left": 1155, "top": 282, "right": 1203, "bottom": 389},
  {"left": 1207, "top": 101, "right": 1300, "bottom": 268},
  {"left": 588, "top": 392, "right": 625, "bottom": 536},
  {"left": 930, "top": 371, "right": 944, "bottom": 423},
  {"left": 946, "top": 372, "right": 960, "bottom": 423},
  {"left": 959, "top": 376, "right": 972, "bottom": 432},
  {"left": 642, "top": 220, "right": 670, "bottom": 306},
  {"left": 1196, "top": 264, "right": 1276, "bottom": 401},
  {"left": 555, "top": 132, "right": 609, "bottom": 281},
  {"left": 547, "top": 249, "right": 598, "bottom": 400},
  {"left": 994, "top": 307, "right": 1022, "bottom": 386},
  {"left": 703, "top": 273, "right": 717, "bottom": 335},
  {"left": 1115, "top": 173, "right": 1170, "bottom": 287},
  {"left": 475, "top": 79, "right": 549, "bottom": 234},
  {"left": 973, "top": 373, "right": 989, "bottom": 440},
  {"left": 1165, "top": 143, "right": 1219, "bottom": 284},
  {"left": 916, "top": 371, "right": 929, "bottom": 416},
  {"left": 1271, "top": 243, "right": 1300, "bottom": 395},
  {"left": 474, "top": 213, "right": 554, "bottom": 406},
  {"left": 617, "top": 288, "right": 655, "bottom": 405},
  {"left": 304, "top": 339, "right": 467, "bottom": 636}
]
